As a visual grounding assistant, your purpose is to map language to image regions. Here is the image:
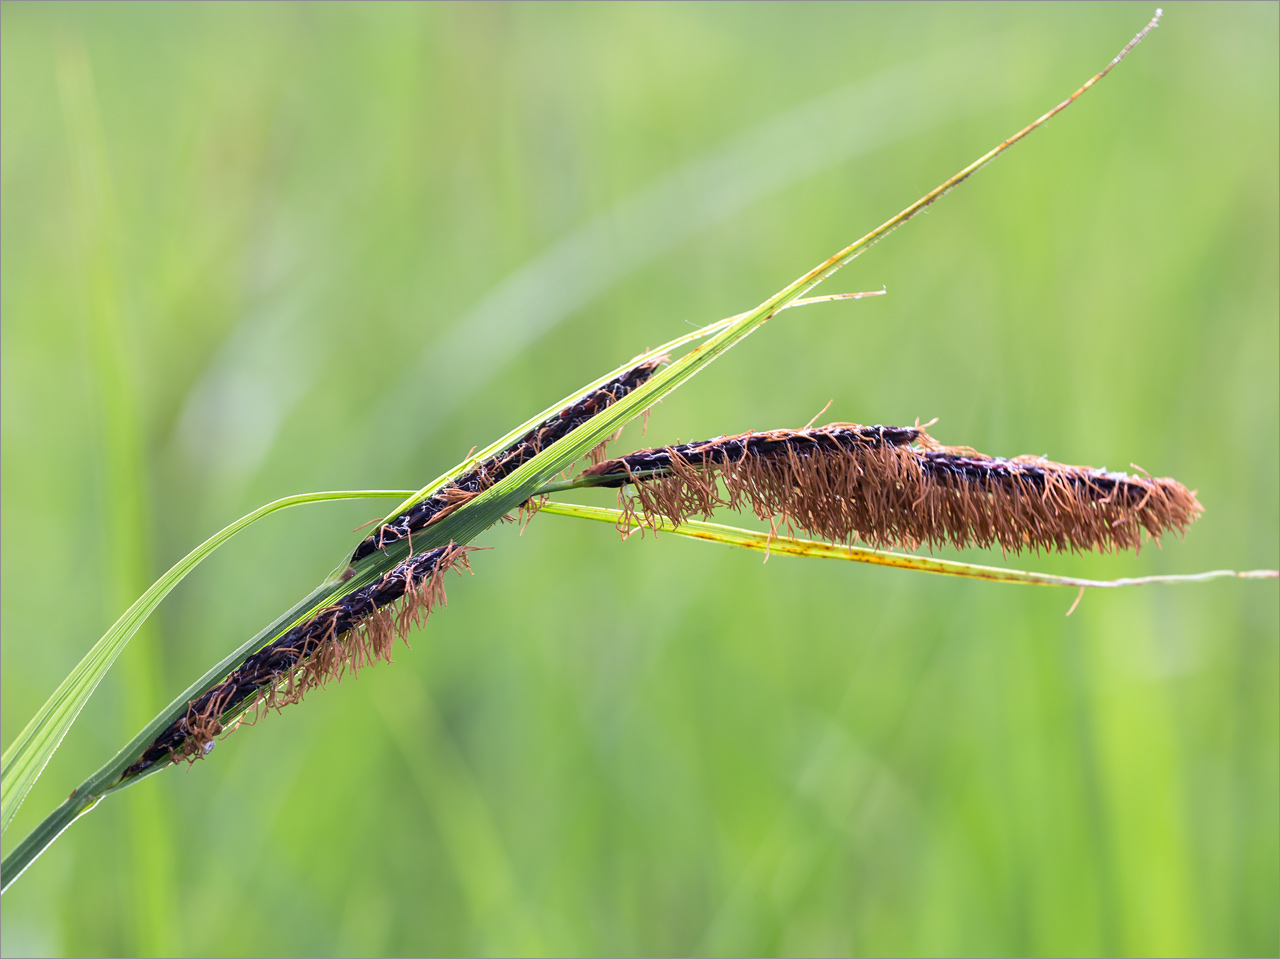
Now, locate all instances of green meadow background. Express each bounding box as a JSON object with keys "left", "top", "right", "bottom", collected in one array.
[{"left": 2, "top": 2, "right": 1276, "bottom": 956}]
